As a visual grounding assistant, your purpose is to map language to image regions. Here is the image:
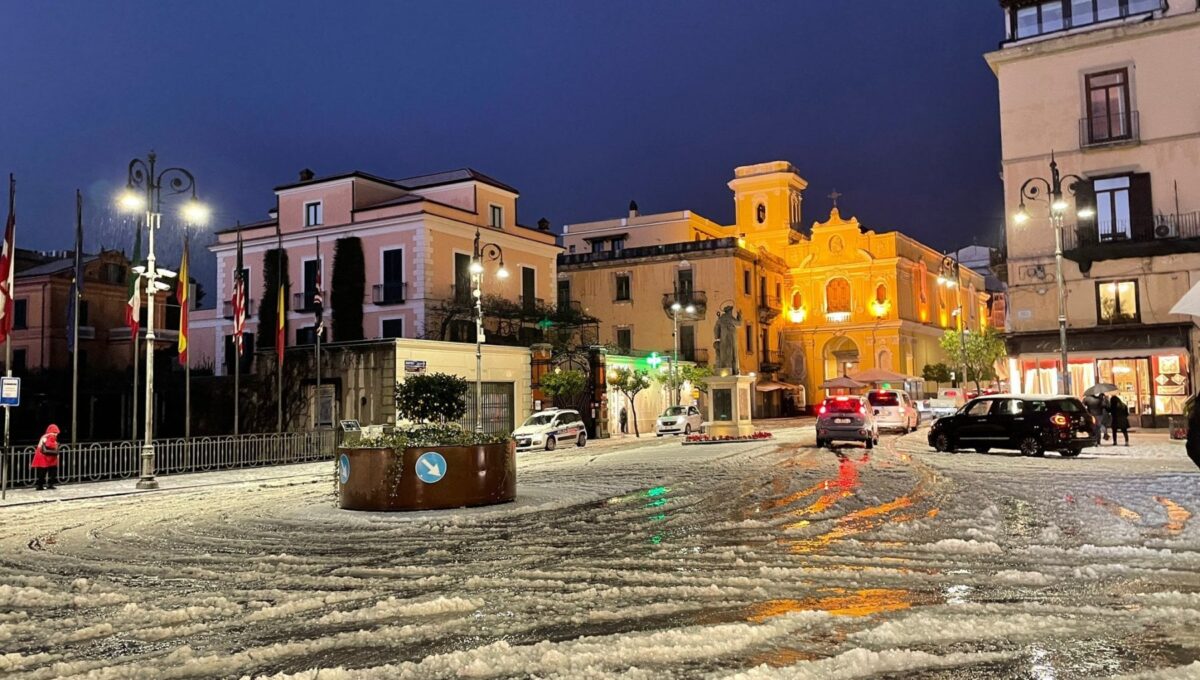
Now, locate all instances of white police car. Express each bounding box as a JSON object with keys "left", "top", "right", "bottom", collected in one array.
[{"left": 513, "top": 409, "right": 587, "bottom": 452}]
